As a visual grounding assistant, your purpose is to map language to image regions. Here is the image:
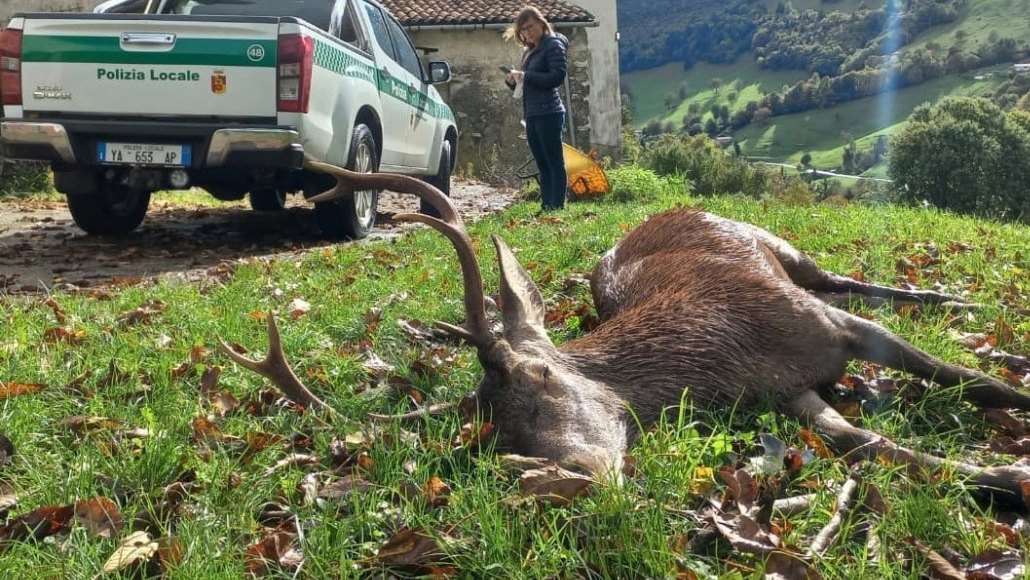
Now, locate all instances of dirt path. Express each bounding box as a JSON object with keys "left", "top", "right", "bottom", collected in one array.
[{"left": 0, "top": 179, "right": 519, "bottom": 293}]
